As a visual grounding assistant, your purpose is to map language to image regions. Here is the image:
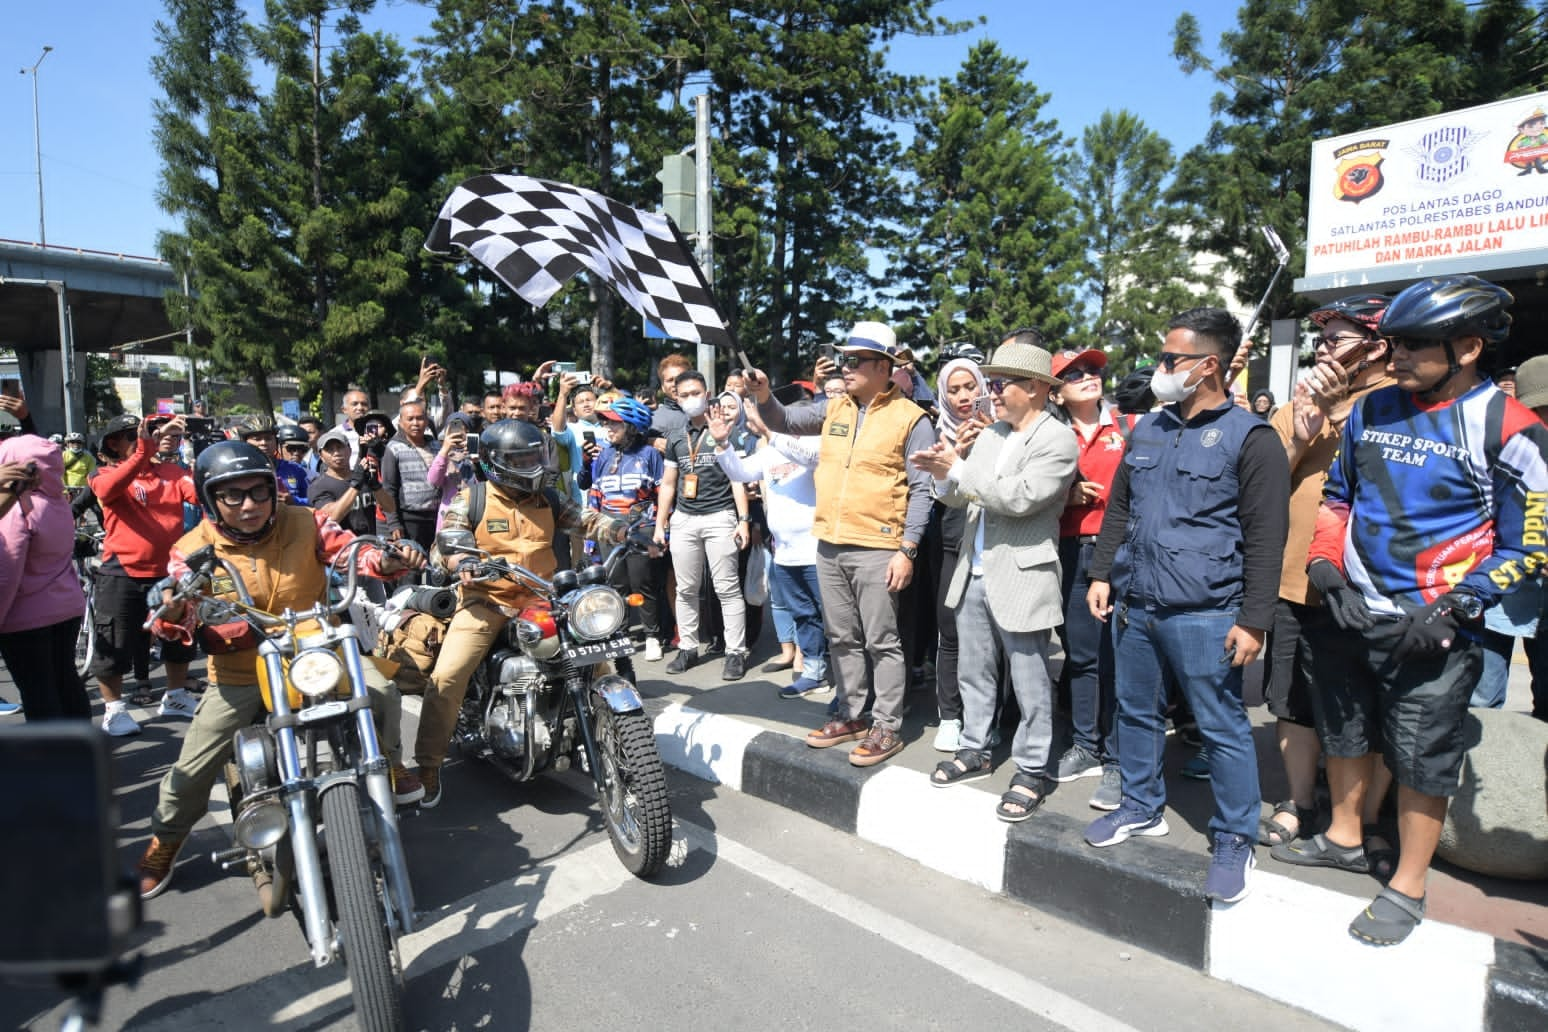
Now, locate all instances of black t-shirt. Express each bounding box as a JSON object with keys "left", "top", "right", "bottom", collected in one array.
[
  {"left": 665, "top": 423, "right": 735, "bottom": 516},
  {"left": 310, "top": 473, "right": 377, "bottom": 536}
]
